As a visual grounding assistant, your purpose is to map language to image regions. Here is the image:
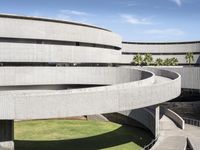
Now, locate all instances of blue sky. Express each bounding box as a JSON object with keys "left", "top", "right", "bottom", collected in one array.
[{"left": 0, "top": 0, "right": 200, "bottom": 42}]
